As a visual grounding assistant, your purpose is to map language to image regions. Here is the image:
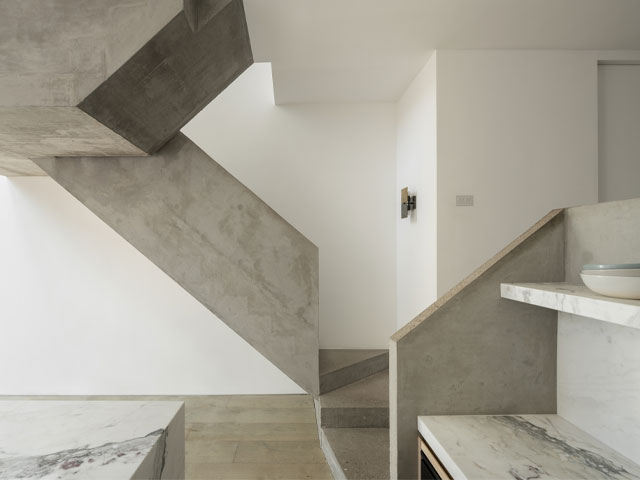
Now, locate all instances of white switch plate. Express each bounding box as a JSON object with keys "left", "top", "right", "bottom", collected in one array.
[{"left": 456, "top": 195, "right": 474, "bottom": 207}]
